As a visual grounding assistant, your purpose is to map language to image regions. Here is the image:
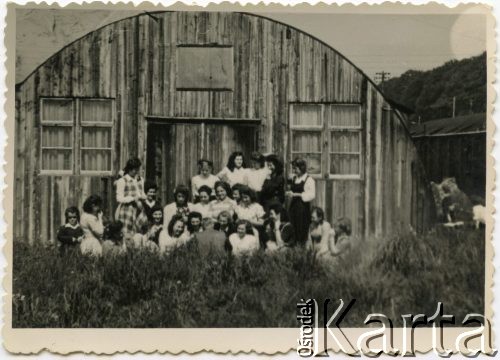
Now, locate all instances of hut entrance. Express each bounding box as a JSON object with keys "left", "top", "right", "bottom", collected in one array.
[{"left": 145, "top": 119, "right": 259, "bottom": 204}]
